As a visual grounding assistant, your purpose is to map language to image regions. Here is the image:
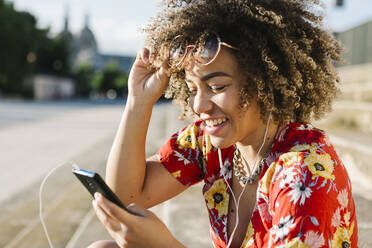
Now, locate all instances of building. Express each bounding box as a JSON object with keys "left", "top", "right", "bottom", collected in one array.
[
  {"left": 334, "top": 20, "right": 372, "bottom": 66},
  {"left": 59, "top": 12, "right": 134, "bottom": 72},
  {"left": 327, "top": 0, "right": 372, "bottom": 66}
]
